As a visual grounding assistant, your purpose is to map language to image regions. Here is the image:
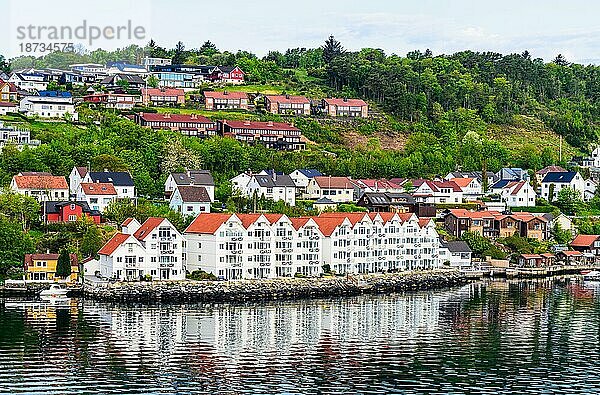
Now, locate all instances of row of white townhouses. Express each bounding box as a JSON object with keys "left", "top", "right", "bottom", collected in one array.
[{"left": 96, "top": 212, "right": 445, "bottom": 281}]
